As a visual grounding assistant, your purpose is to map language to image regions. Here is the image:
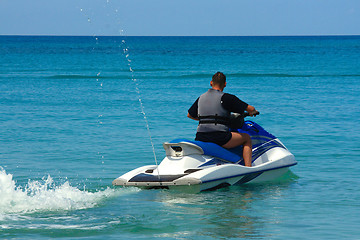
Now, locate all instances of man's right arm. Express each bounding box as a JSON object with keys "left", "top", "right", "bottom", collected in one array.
[
  {"left": 223, "top": 93, "right": 258, "bottom": 116},
  {"left": 246, "top": 104, "right": 258, "bottom": 116}
]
